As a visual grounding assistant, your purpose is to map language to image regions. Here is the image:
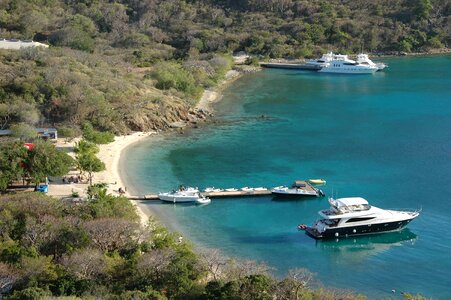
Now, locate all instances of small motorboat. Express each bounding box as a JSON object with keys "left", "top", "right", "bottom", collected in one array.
[
  {"left": 272, "top": 181, "right": 324, "bottom": 197},
  {"left": 253, "top": 187, "right": 267, "bottom": 191},
  {"left": 240, "top": 187, "right": 254, "bottom": 192},
  {"left": 308, "top": 179, "right": 326, "bottom": 185},
  {"left": 195, "top": 196, "right": 211, "bottom": 205},
  {"left": 158, "top": 186, "right": 202, "bottom": 203},
  {"left": 225, "top": 188, "right": 238, "bottom": 192},
  {"left": 204, "top": 187, "right": 223, "bottom": 193}
]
